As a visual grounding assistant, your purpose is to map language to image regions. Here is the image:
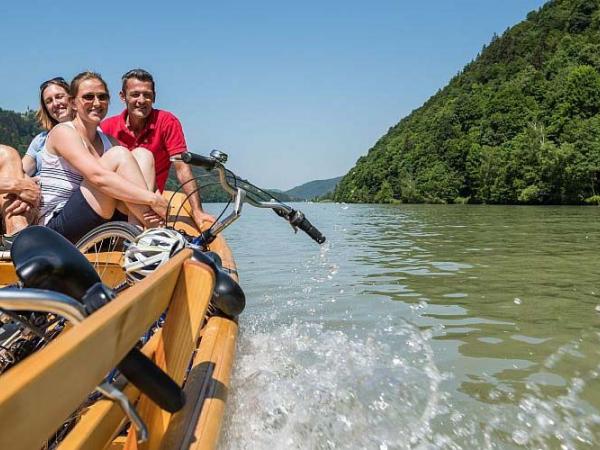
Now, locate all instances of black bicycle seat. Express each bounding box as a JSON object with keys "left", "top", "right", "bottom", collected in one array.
[{"left": 11, "top": 226, "right": 100, "bottom": 300}]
